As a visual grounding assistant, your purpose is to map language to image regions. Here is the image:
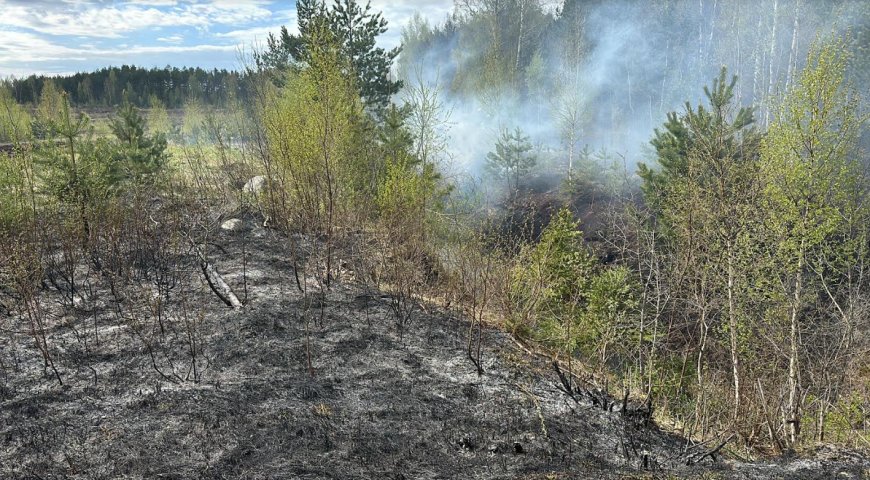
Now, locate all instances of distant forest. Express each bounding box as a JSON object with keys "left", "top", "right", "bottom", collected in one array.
[{"left": 5, "top": 66, "right": 245, "bottom": 108}]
